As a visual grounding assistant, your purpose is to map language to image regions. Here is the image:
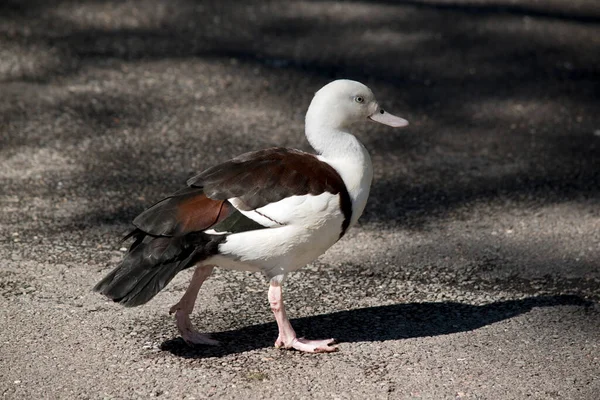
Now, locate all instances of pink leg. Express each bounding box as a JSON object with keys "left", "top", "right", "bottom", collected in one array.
[
  {"left": 268, "top": 280, "right": 337, "bottom": 353},
  {"left": 169, "top": 265, "right": 218, "bottom": 346}
]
